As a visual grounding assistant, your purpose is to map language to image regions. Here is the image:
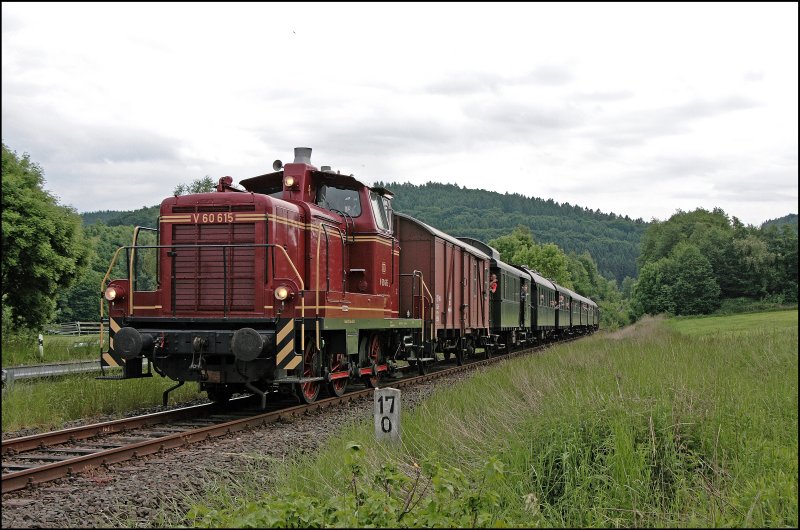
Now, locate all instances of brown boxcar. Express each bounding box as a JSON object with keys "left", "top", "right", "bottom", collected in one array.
[{"left": 394, "top": 212, "right": 491, "bottom": 360}]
